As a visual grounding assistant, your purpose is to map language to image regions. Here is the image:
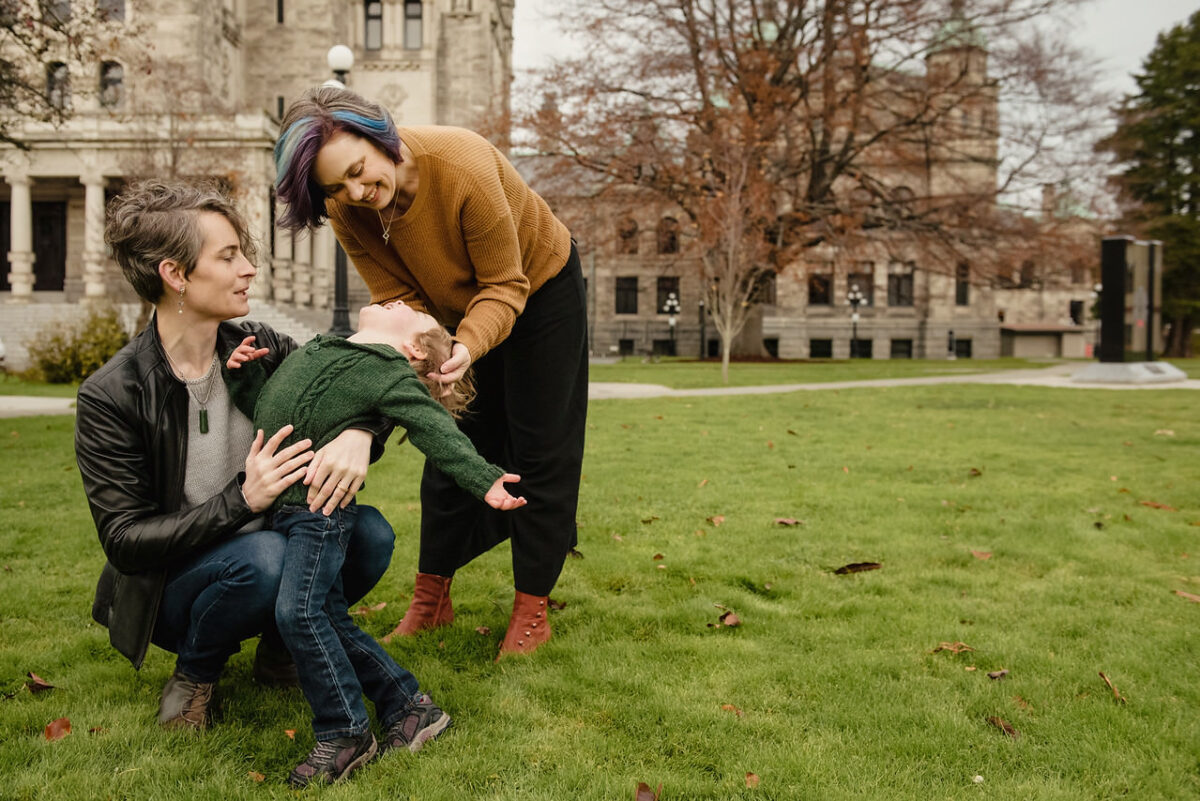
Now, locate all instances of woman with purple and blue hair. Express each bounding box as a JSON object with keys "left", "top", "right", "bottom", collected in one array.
[{"left": 274, "top": 85, "right": 587, "bottom": 662}]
